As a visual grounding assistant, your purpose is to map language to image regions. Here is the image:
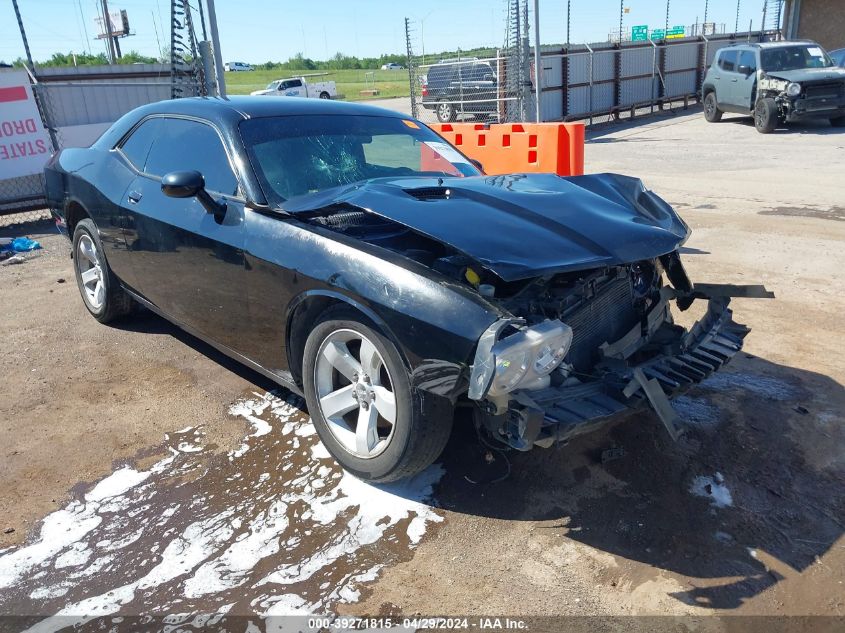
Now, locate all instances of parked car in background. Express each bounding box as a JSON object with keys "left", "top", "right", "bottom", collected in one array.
[
  {"left": 421, "top": 58, "right": 499, "bottom": 122},
  {"left": 702, "top": 40, "right": 845, "bottom": 133},
  {"left": 224, "top": 62, "right": 252, "bottom": 72},
  {"left": 829, "top": 48, "right": 845, "bottom": 67},
  {"left": 44, "top": 97, "right": 769, "bottom": 482},
  {"left": 381, "top": 62, "right": 404, "bottom": 70},
  {"left": 251, "top": 76, "right": 337, "bottom": 99}
]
